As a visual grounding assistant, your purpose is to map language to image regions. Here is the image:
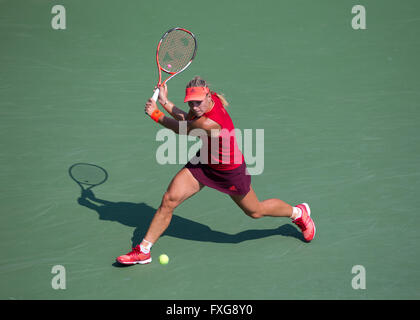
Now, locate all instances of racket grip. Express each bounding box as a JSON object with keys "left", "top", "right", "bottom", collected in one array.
[{"left": 152, "top": 88, "right": 160, "bottom": 102}]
